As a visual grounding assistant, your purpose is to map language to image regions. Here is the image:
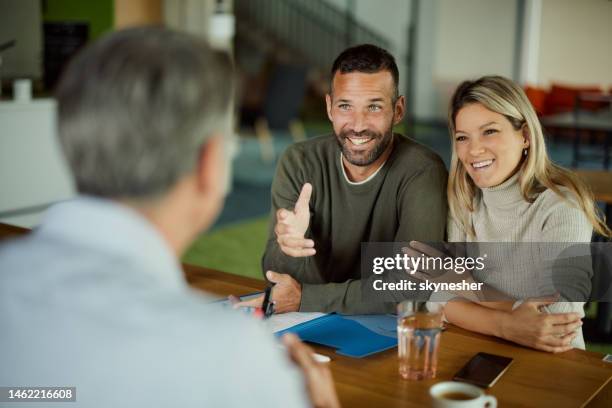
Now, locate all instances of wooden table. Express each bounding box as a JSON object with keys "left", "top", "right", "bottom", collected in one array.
[
  {"left": 2, "top": 224, "right": 611, "bottom": 407},
  {"left": 184, "top": 264, "right": 612, "bottom": 407}
]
